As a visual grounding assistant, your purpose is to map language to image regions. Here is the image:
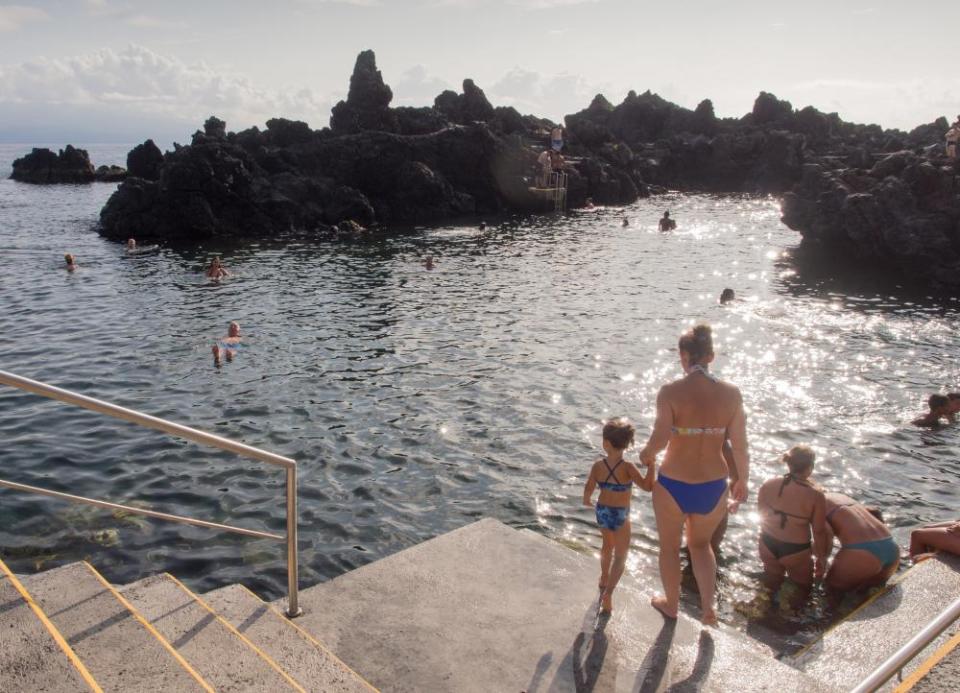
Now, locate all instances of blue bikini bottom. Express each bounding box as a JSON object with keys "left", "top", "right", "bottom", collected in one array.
[
  {"left": 595, "top": 504, "right": 629, "bottom": 531},
  {"left": 657, "top": 474, "right": 727, "bottom": 515},
  {"left": 845, "top": 536, "right": 899, "bottom": 570}
]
